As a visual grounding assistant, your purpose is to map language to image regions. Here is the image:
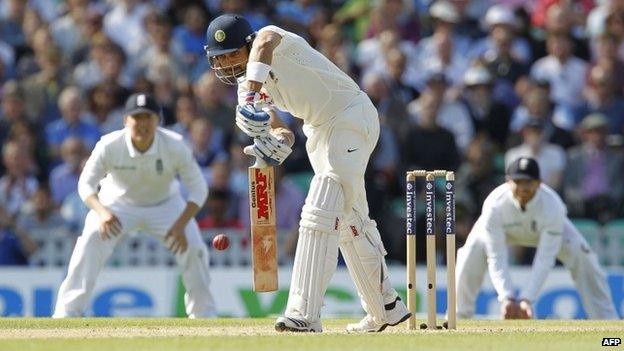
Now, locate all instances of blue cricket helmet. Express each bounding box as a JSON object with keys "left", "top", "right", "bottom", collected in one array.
[
  {"left": 204, "top": 14, "right": 255, "bottom": 57},
  {"left": 203, "top": 14, "right": 256, "bottom": 84}
]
